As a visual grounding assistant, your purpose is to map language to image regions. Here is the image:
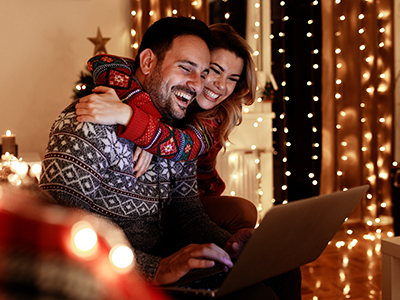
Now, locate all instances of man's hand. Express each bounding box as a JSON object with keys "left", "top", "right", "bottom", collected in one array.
[
  {"left": 152, "top": 243, "right": 233, "bottom": 286},
  {"left": 76, "top": 86, "right": 133, "bottom": 126},
  {"left": 224, "top": 228, "right": 254, "bottom": 260},
  {"left": 133, "top": 147, "right": 153, "bottom": 177}
]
